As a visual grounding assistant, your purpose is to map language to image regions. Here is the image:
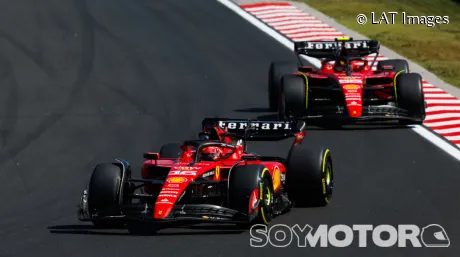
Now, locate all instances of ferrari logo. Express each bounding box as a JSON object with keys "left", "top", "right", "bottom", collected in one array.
[
  {"left": 214, "top": 166, "right": 220, "bottom": 180},
  {"left": 158, "top": 210, "right": 162, "bottom": 215}
]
